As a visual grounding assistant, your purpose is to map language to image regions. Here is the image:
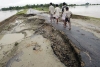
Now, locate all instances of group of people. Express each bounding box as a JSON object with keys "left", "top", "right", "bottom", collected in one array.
[{"left": 49, "top": 2, "right": 72, "bottom": 30}]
